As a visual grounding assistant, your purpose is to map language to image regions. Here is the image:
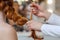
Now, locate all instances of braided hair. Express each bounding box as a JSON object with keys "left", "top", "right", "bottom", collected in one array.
[{"left": 3, "top": 0, "right": 28, "bottom": 26}]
